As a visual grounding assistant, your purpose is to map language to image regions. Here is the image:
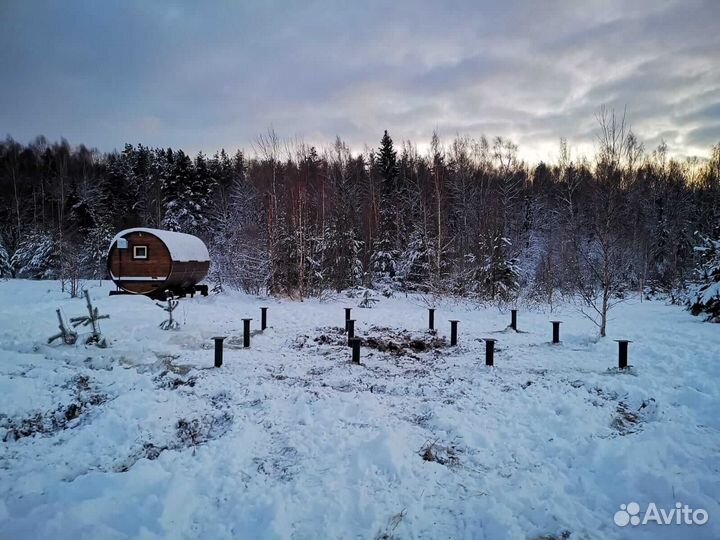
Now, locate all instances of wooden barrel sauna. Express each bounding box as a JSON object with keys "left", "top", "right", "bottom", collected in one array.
[{"left": 107, "top": 228, "right": 210, "bottom": 297}]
